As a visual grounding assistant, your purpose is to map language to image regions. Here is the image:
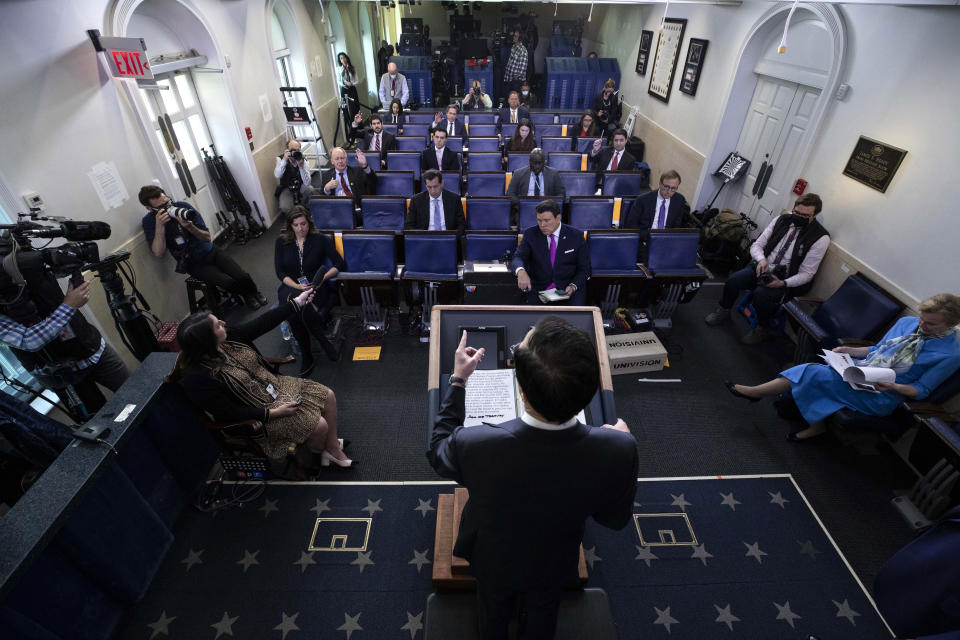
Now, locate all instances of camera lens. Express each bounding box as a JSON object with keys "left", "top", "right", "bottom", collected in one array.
[
  {"left": 292, "top": 150, "right": 304, "bottom": 162},
  {"left": 169, "top": 207, "right": 193, "bottom": 221}
]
